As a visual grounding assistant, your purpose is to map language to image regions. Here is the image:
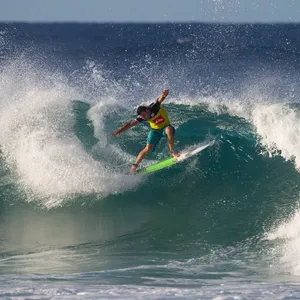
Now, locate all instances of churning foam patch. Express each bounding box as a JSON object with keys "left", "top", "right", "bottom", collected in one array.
[
  {"left": 251, "top": 104, "right": 300, "bottom": 167},
  {"left": 87, "top": 101, "right": 137, "bottom": 164},
  {"left": 266, "top": 209, "right": 300, "bottom": 276},
  {"left": 222, "top": 100, "right": 300, "bottom": 170},
  {"left": 0, "top": 59, "right": 140, "bottom": 208}
]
